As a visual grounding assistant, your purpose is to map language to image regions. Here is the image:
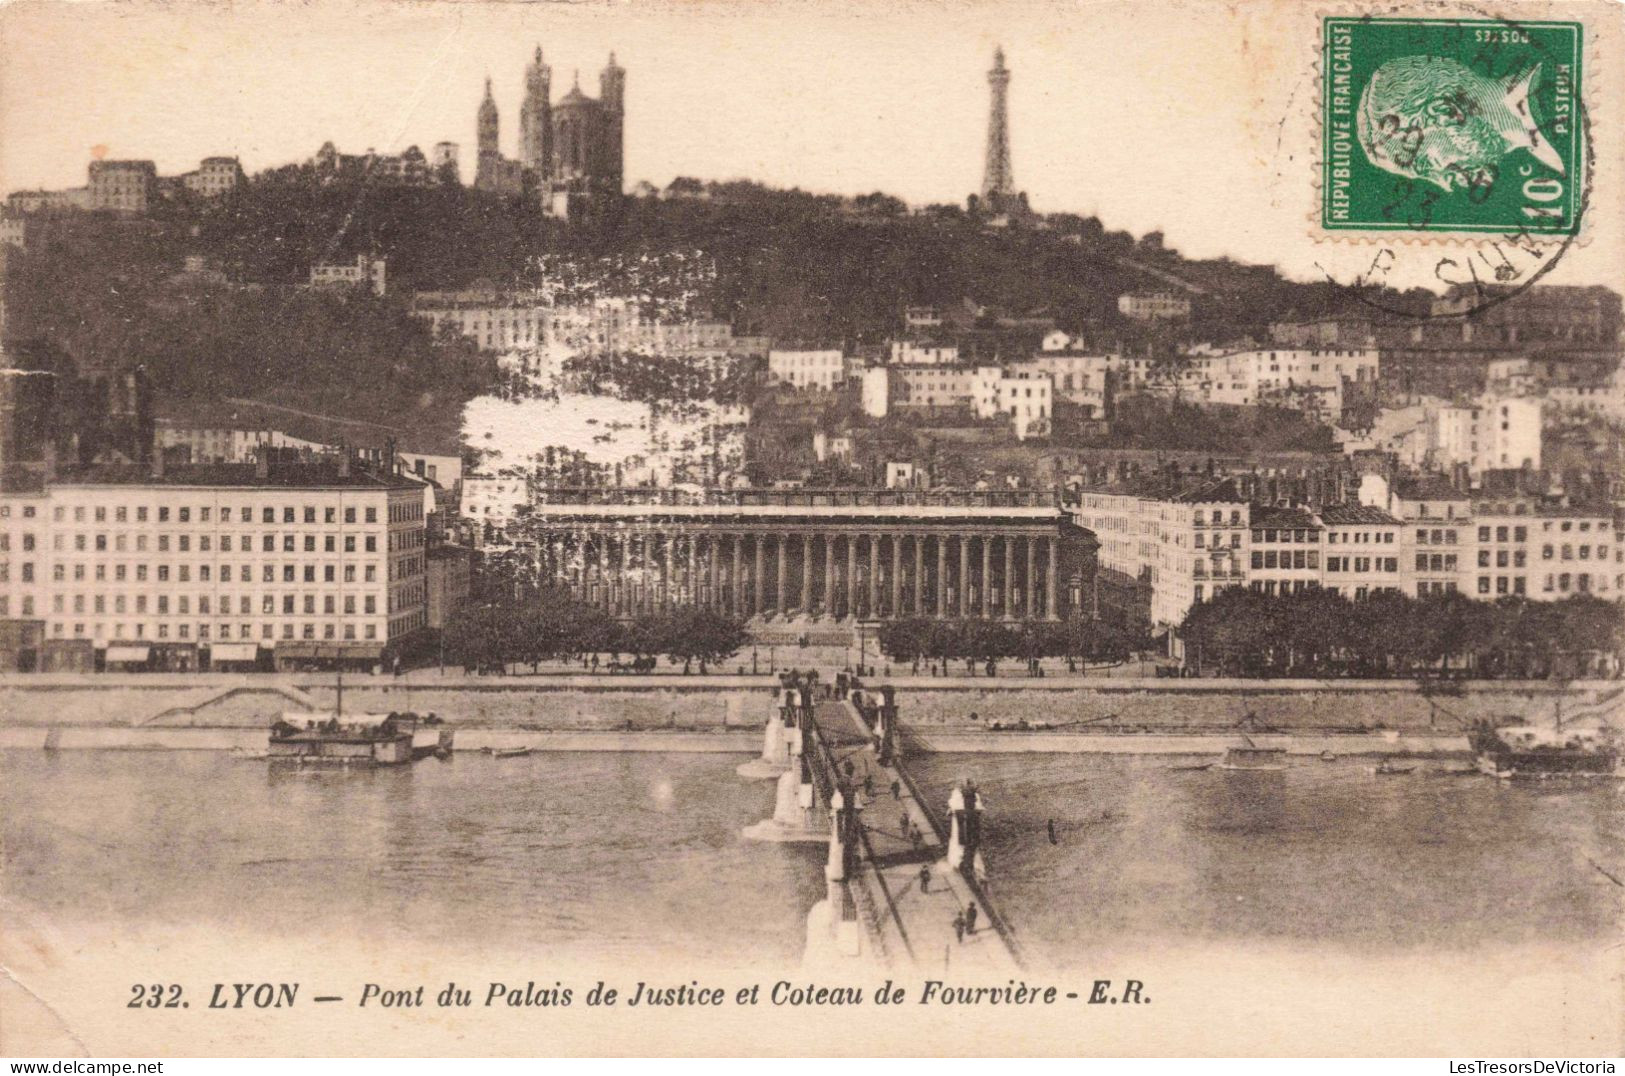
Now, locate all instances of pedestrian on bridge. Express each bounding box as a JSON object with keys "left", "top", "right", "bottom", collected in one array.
[
  {"left": 890, "top": 779, "right": 901, "bottom": 800},
  {"left": 965, "top": 902, "right": 979, "bottom": 936},
  {"left": 952, "top": 911, "right": 965, "bottom": 943},
  {"left": 919, "top": 864, "right": 931, "bottom": 894}
]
